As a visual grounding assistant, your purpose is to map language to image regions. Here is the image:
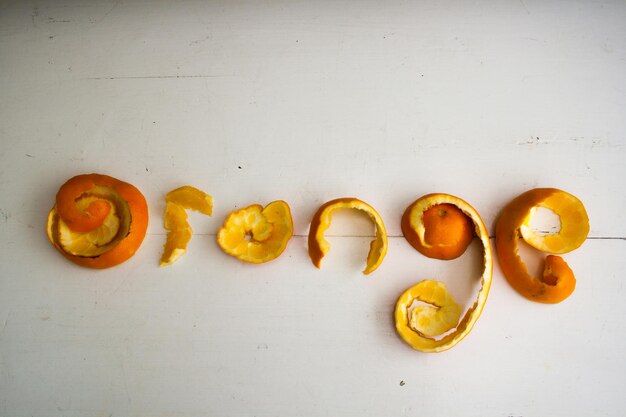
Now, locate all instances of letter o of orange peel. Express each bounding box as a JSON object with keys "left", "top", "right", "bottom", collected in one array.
[
  {"left": 395, "top": 194, "right": 493, "bottom": 353},
  {"left": 308, "top": 198, "right": 388, "bottom": 274},
  {"left": 495, "top": 188, "right": 589, "bottom": 304},
  {"left": 46, "top": 173, "right": 148, "bottom": 269}
]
